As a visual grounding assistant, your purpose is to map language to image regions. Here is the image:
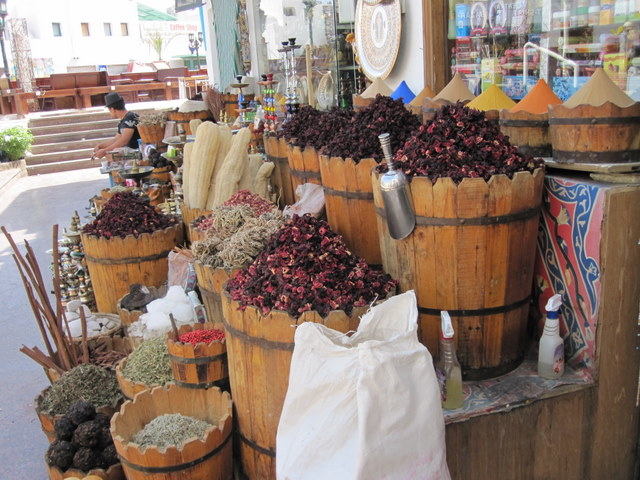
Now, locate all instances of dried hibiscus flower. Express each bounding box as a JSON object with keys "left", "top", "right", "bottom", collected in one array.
[{"left": 226, "top": 214, "right": 396, "bottom": 318}]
